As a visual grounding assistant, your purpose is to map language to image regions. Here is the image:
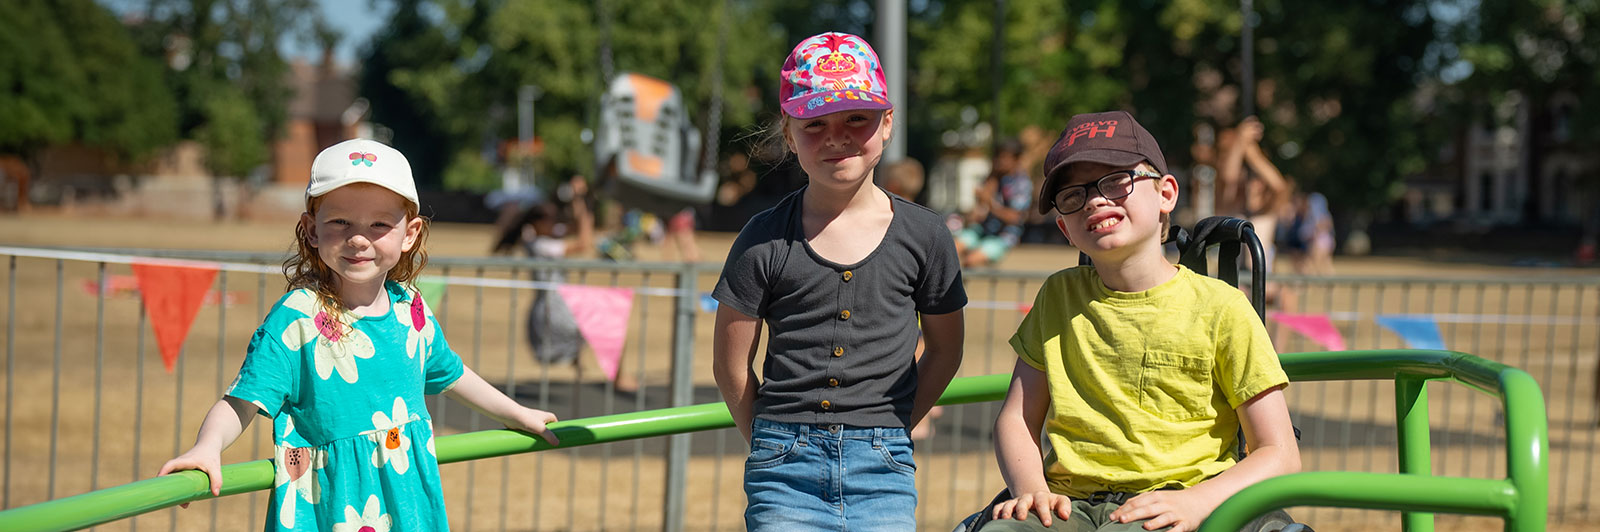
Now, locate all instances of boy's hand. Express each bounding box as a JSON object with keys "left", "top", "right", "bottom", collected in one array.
[
  {"left": 991, "top": 490, "right": 1072, "bottom": 527},
  {"left": 157, "top": 446, "right": 223, "bottom": 509},
  {"left": 506, "top": 407, "right": 561, "bottom": 446},
  {"left": 1110, "top": 489, "right": 1216, "bottom": 532}
]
